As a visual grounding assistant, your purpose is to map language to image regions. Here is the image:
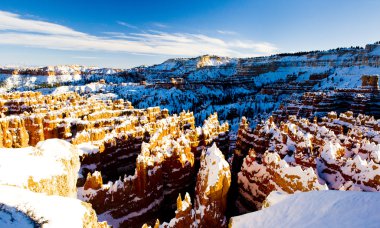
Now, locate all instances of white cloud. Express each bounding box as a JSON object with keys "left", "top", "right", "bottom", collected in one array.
[
  {"left": 217, "top": 30, "right": 238, "bottom": 35},
  {"left": 152, "top": 22, "right": 169, "bottom": 28},
  {"left": 0, "top": 11, "right": 86, "bottom": 37},
  {"left": 228, "top": 40, "right": 278, "bottom": 54},
  {"left": 102, "top": 31, "right": 125, "bottom": 36},
  {"left": 72, "top": 56, "right": 98, "bottom": 59},
  {"left": 0, "top": 10, "right": 278, "bottom": 57},
  {"left": 116, "top": 21, "right": 138, "bottom": 29}
]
